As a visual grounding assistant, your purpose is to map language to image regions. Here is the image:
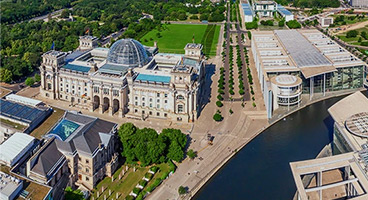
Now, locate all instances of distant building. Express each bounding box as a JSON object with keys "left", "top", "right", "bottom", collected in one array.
[
  {"left": 0, "top": 172, "right": 23, "bottom": 200},
  {"left": 0, "top": 95, "right": 51, "bottom": 142},
  {"left": 319, "top": 16, "right": 334, "bottom": 28},
  {"left": 0, "top": 132, "right": 37, "bottom": 167},
  {"left": 39, "top": 38, "right": 206, "bottom": 122},
  {"left": 349, "top": 0, "right": 368, "bottom": 8},
  {"left": 251, "top": 29, "right": 366, "bottom": 118},
  {"left": 26, "top": 111, "right": 118, "bottom": 192},
  {"left": 290, "top": 92, "right": 368, "bottom": 200},
  {"left": 241, "top": 1, "right": 294, "bottom": 23}
]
